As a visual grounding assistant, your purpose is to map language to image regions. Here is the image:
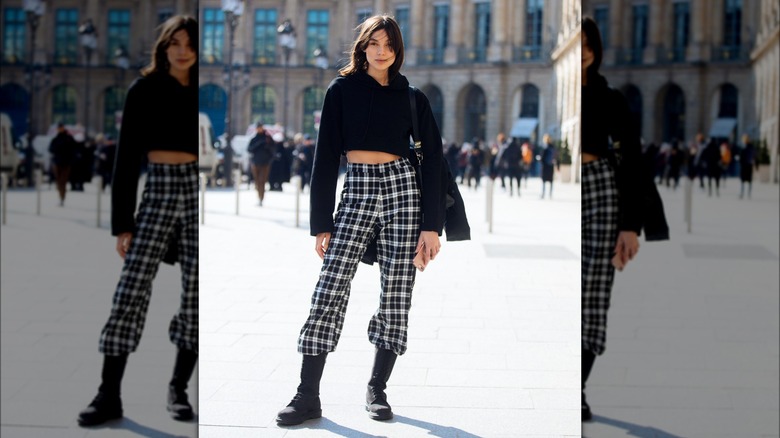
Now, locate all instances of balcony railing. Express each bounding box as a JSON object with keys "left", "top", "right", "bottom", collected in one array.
[
  {"left": 656, "top": 46, "right": 687, "bottom": 64},
  {"left": 711, "top": 44, "right": 750, "bottom": 63},
  {"left": 512, "top": 45, "right": 542, "bottom": 62},
  {"left": 457, "top": 46, "right": 487, "bottom": 64},
  {"left": 417, "top": 48, "right": 445, "bottom": 65},
  {"left": 614, "top": 47, "right": 644, "bottom": 66}
]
